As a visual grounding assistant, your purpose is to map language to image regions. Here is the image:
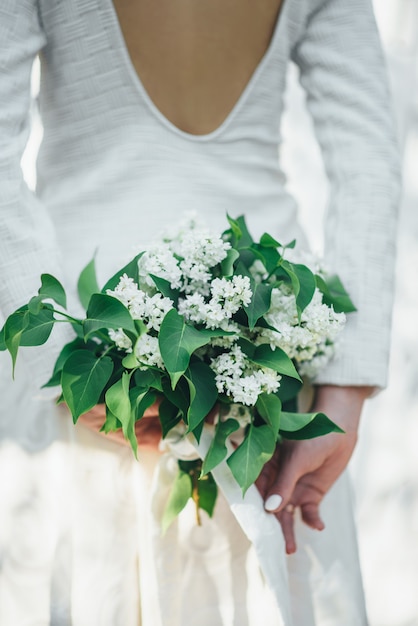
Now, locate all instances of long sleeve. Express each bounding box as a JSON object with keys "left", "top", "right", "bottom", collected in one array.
[
  {"left": 291, "top": 0, "right": 402, "bottom": 388},
  {"left": 0, "top": 1, "right": 72, "bottom": 390}
]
